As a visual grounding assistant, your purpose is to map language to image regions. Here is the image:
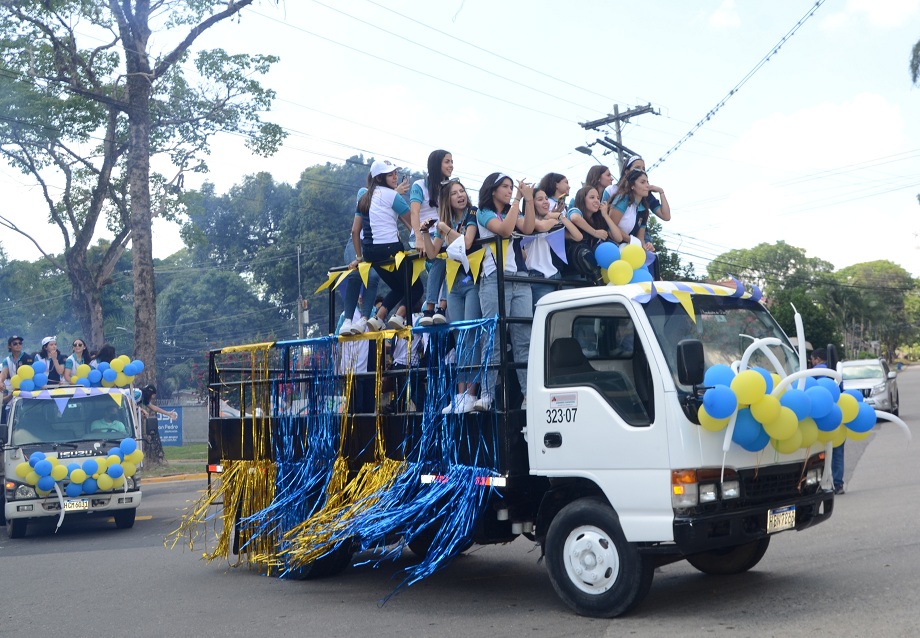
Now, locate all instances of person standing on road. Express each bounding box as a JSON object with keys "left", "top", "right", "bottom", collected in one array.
[
  {"left": 140, "top": 384, "right": 178, "bottom": 420},
  {"left": 812, "top": 348, "right": 845, "bottom": 494}
]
